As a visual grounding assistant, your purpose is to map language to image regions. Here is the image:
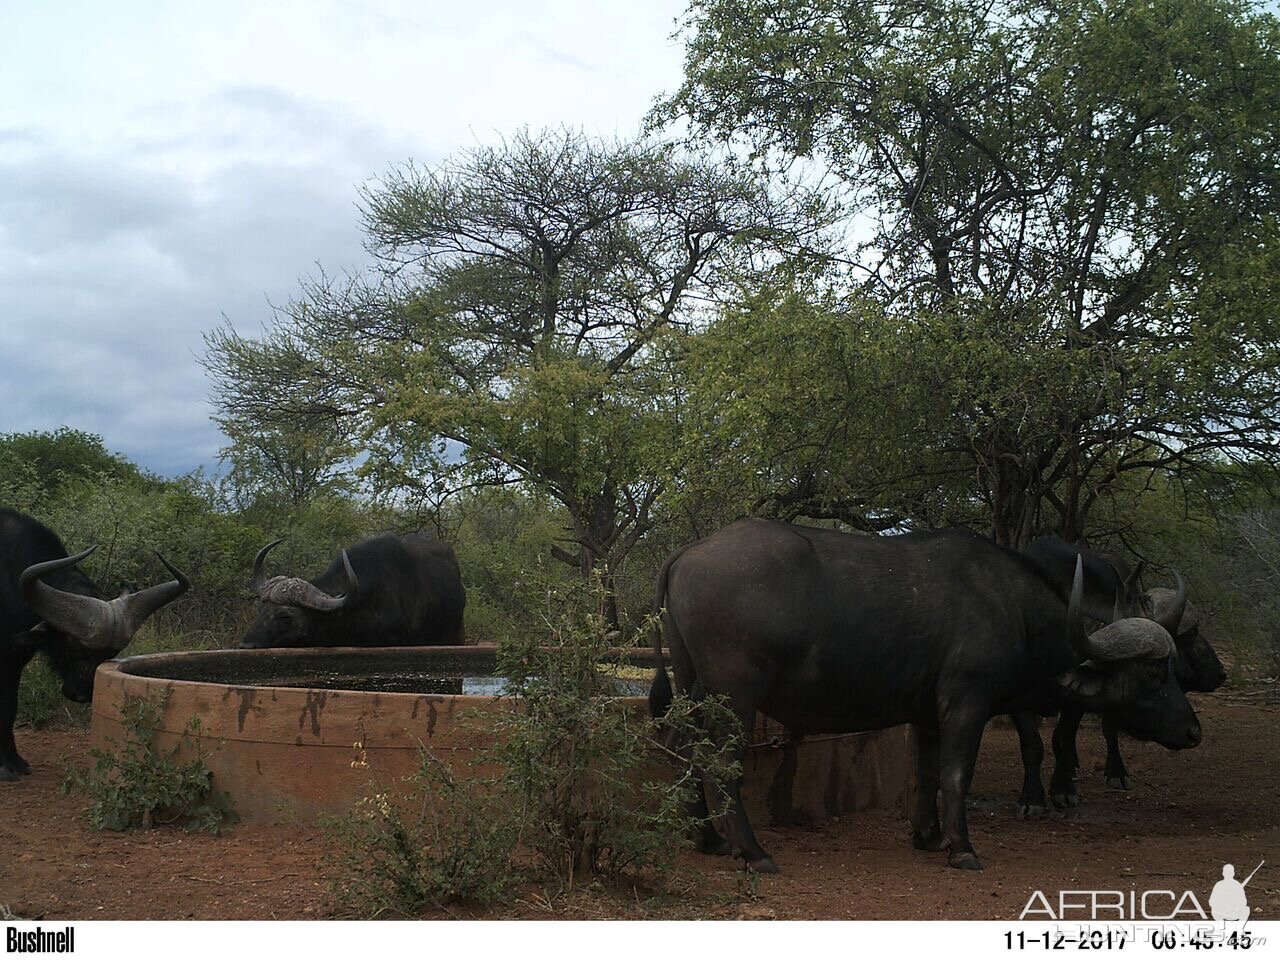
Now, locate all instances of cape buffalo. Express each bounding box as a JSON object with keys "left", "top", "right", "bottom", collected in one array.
[
  {"left": 240, "top": 533, "right": 466, "bottom": 648},
  {"left": 648, "top": 519, "right": 1198, "bottom": 873},
  {"left": 1015, "top": 537, "right": 1225, "bottom": 811},
  {"left": 1, "top": 508, "right": 189, "bottom": 781}
]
